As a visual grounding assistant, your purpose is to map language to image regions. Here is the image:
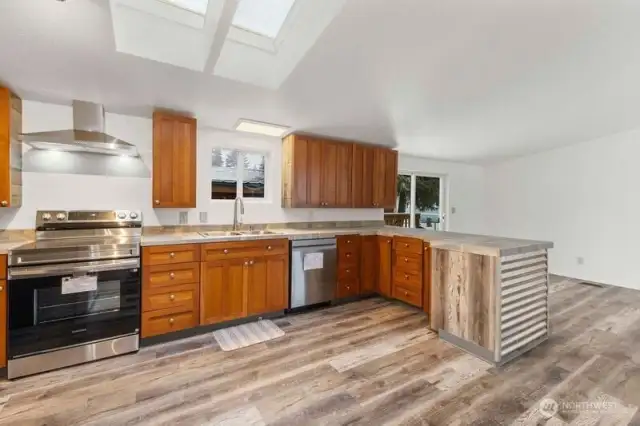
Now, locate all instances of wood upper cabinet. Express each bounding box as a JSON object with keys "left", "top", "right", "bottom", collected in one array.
[
  {"left": 152, "top": 111, "right": 197, "bottom": 208},
  {"left": 0, "top": 87, "right": 22, "bottom": 208},
  {"left": 360, "top": 235, "right": 377, "bottom": 294},
  {"left": 352, "top": 144, "right": 375, "bottom": 208},
  {"left": 373, "top": 148, "right": 398, "bottom": 210},
  {"left": 200, "top": 258, "right": 246, "bottom": 325},
  {"left": 377, "top": 235, "right": 393, "bottom": 297}
]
